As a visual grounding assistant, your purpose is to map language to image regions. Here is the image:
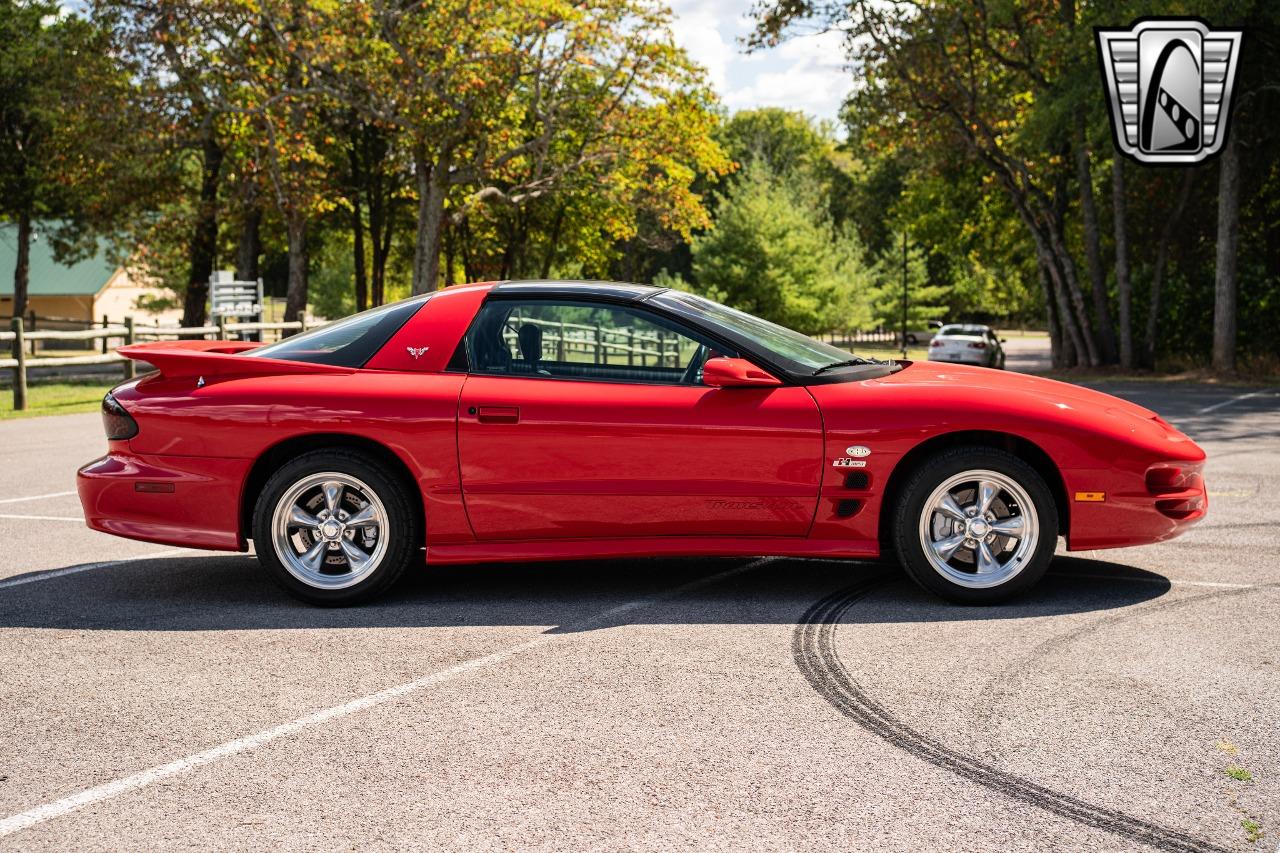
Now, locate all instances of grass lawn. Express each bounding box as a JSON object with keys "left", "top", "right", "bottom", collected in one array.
[
  {"left": 856, "top": 343, "right": 931, "bottom": 361},
  {"left": 0, "top": 380, "right": 116, "bottom": 420}
]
